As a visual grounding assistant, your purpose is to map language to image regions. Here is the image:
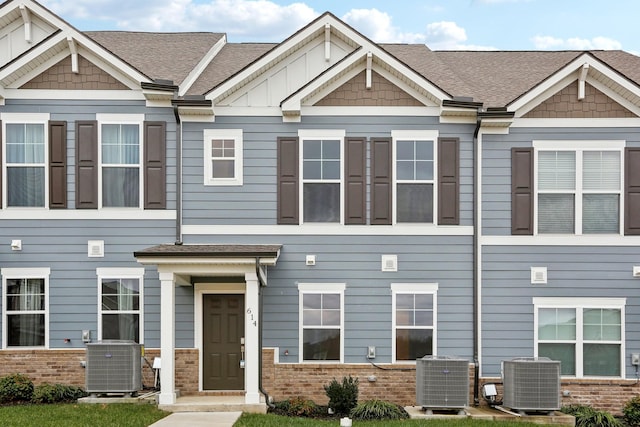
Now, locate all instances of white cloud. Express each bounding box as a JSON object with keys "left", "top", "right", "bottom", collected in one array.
[
  {"left": 425, "top": 21, "right": 495, "bottom": 51},
  {"left": 532, "top": 35, "right": 622, "bottom": 50},
  {"left": 342, "top": 9, "right": 425, "bottom": 43}
]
